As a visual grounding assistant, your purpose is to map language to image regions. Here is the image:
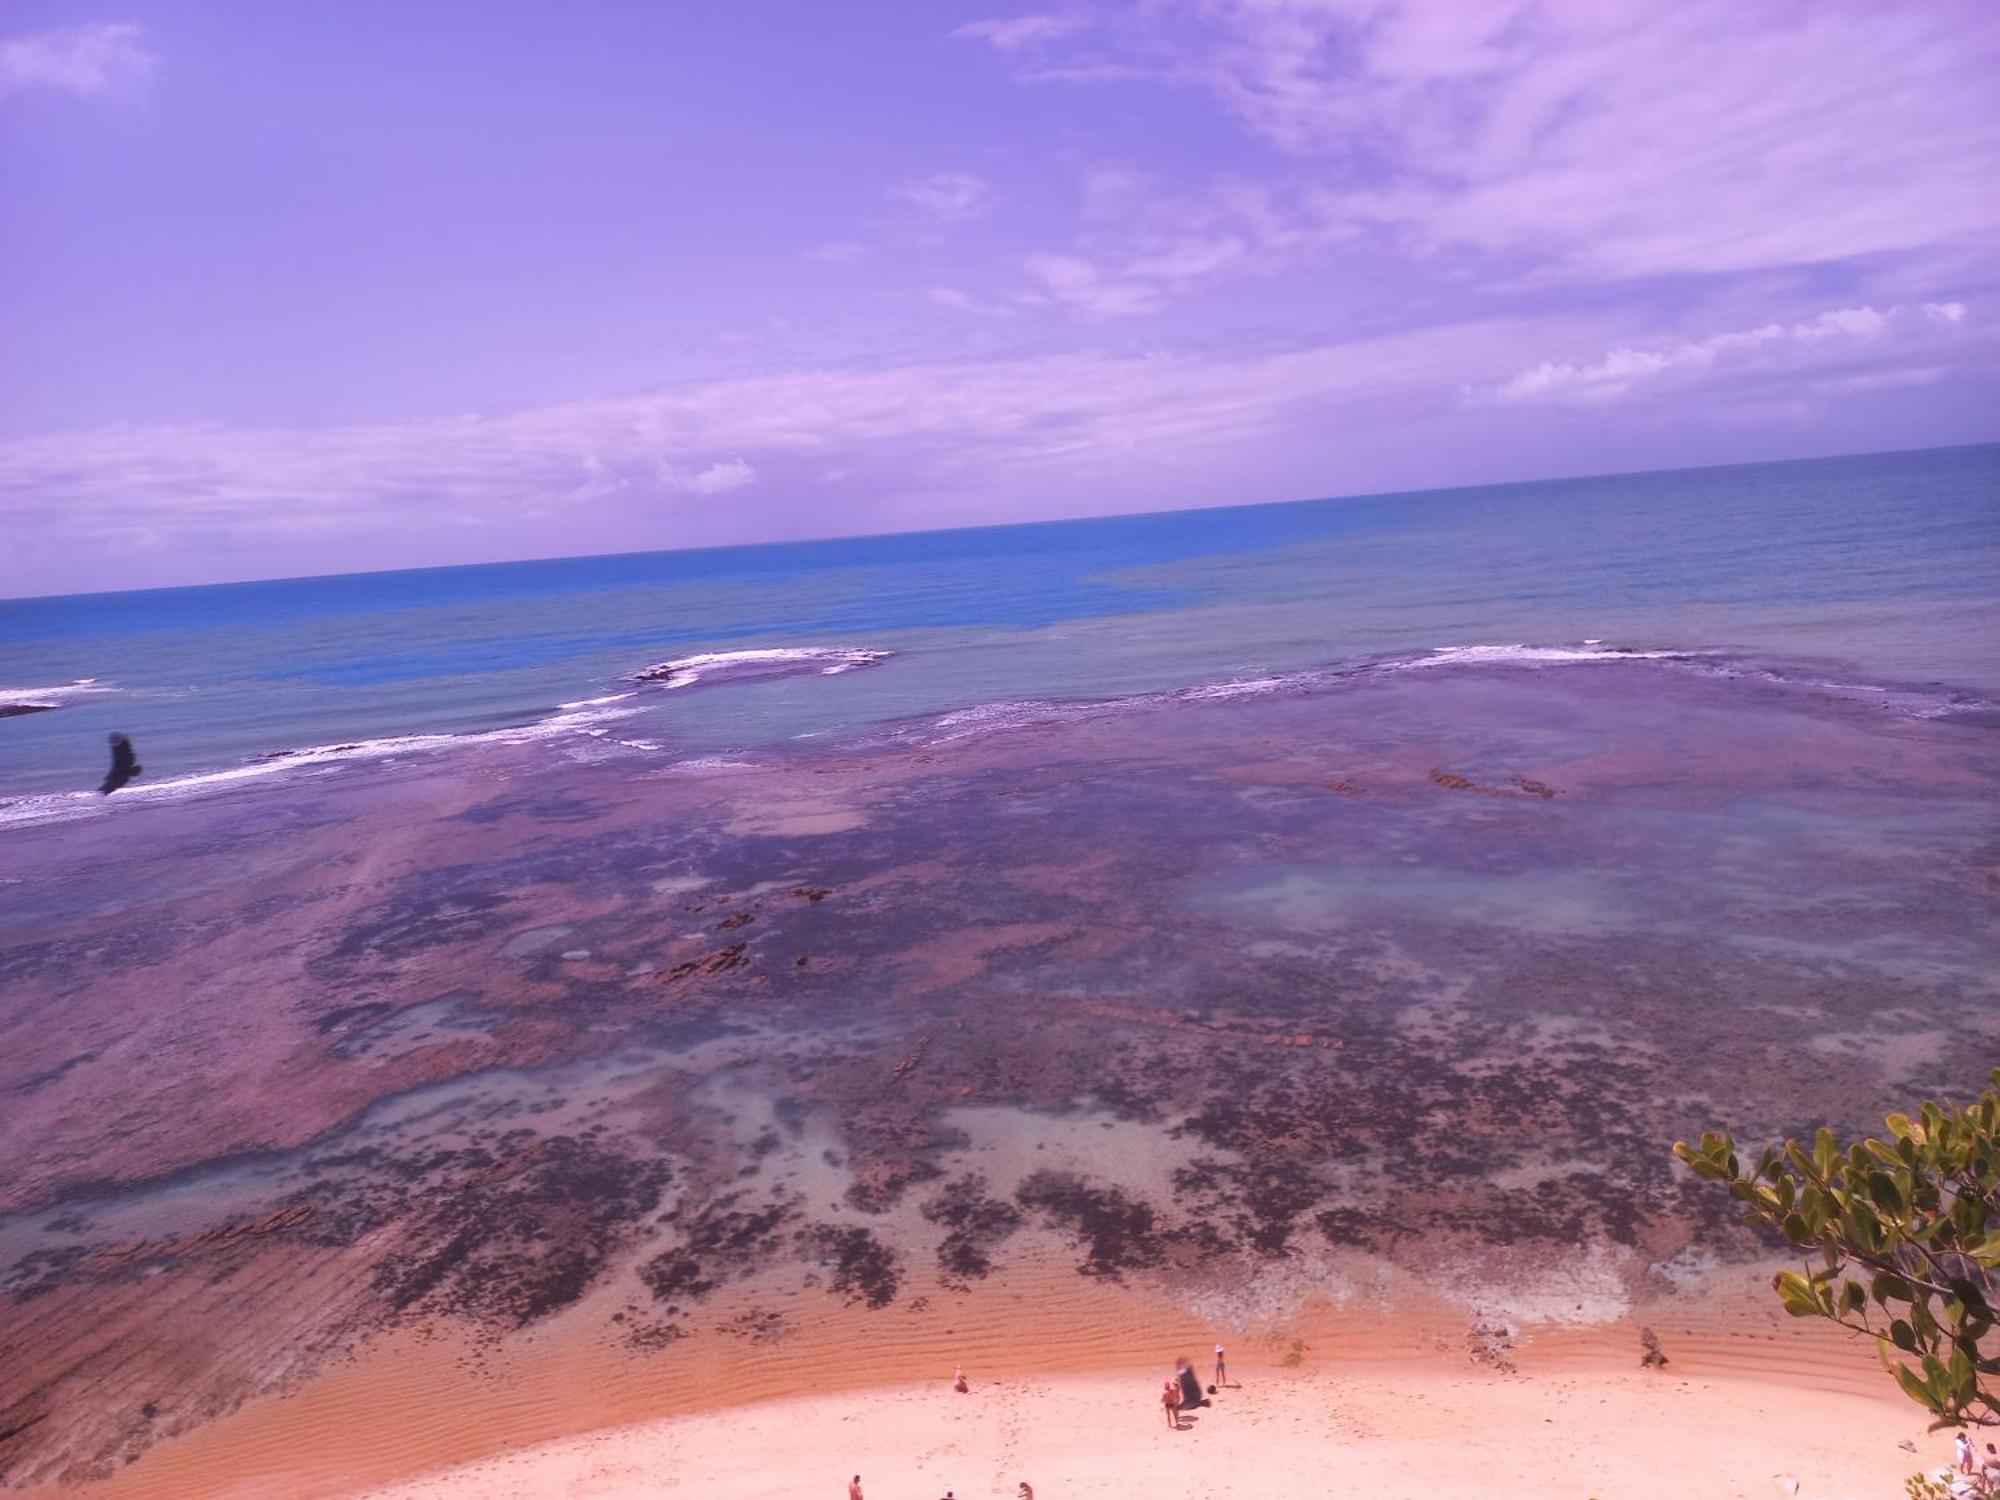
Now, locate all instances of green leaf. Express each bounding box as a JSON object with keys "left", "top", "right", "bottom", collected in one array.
[
  {"left": 1873, "top": 1271, "right": 1913, "bottom": 1304},
  {"left": 1867, "top": 1171, "right": 1905, "bottom": 1217},
  {"left": 1895, "top": 1362, "right": 1941, "bottom": 1413},
  {"left": 1774, "top": 1270, "right": 1820, "bottom": 1317}
]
